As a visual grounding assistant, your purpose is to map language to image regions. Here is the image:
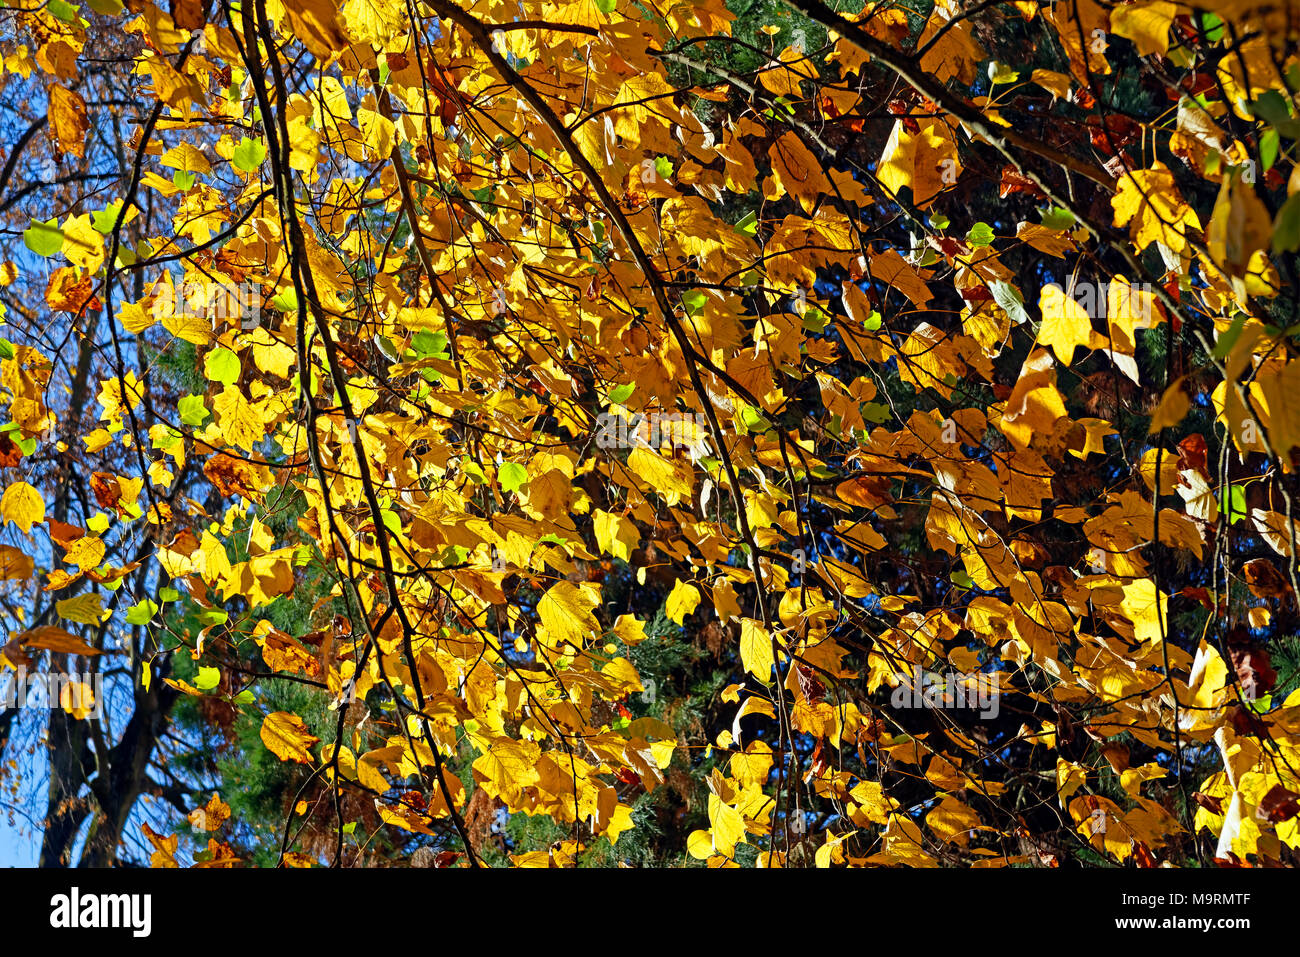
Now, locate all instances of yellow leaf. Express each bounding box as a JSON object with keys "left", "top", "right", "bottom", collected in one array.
[
  {"left": 282, "top": 0, "right": 349, "bottom": 60},
  {"left": 687, "top": 828, "right": 714, "bottom": 860},
  {"left": 1031, "top": 68, "right": 1072, "bottom": 98},
  {"left": 708, "top": 793, "right": 746, "bottom": 857},
  {"left": 739, "top": 618, "right": 775, "bottom": 681},
  {"left": 594, "top": 509, "right": 639, "bottom": 562},
  {"left": 765, "top": 132, "right": 831, "bottom": 214},
  {"left": 926, "top": 795, "right": 981, "bottom": 844},
  {"left": 260, "top": 711, "right": 319, "bottom": 764},
  {"left": 213, "top": 385, "right": 265, "bottom": 452},
  {"left": 613, "top": 613, "right": 649, "bottom": 645},
  {"left": 1207, "top": 174, "right": 1273, "bottom": 278},
  {"left": 1119, "top": 578, "right": 1167, "bottom": 645},
  {"left": 627, "top": 447, "right": 693, "bottom": 506},
  {"left": 341, "top": 0, "right": 407, "bottom": 45},
  {"left": 665, "top": 579, "right": 701, "bottom": 625},
  {"left": 160, "top": 141, "right": 212, "bottom": 175},
  {"left": 714, "top": 578, "right": 741, "bottom": 623},
  {"left": 60, "top": 679, "right": 96, "bottom": 719},
  {"left": 537, "top": 580, "right": 600, "bottom": 651},
  {"left": 357, "top": 108, "right": 395, "bottom": 160},
  {"left": 1037, "top": 284, "right": 1095, "bottom": 365},
  {"left": 1137, "top": 447, "right": 1179, "bottom": 494},
  {"left": 63, "top": 535, "right": 105, "bottom": 570},
  {"left": 0, "top": 481, "right": 44, "bottom": 533},
  {"left": 1109, "top": 1, "right": 1177, "bottom": 56},
  {"left": 358, "top": 746, "right": 401, "bottom": 793},
  {"left": 1149, "top": 377, "right": 1190, "bottom": 432},
  {"left": 877, "top": 117, "right": 961, "bottom": 208},
  {"left": 141, "top": 823, "right": 179, "bottom": 868},
  {"left": 160, "top": 305, "right": 213, "bottom": 345},
  {"left": 55, "top": 592, "right": 105, "bottom": 625},
  {"left": 188, "top": 793, "right": 232, "bottom": 831},
  {"left": 996, "top": 349, "right": 1068, "bottom": 449},
  {"left": 61, "top": 215, "right": 104, "bottom": 273},
  {"left": 1112, "top": 162, "right": 1201, "bottom": 255}
]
